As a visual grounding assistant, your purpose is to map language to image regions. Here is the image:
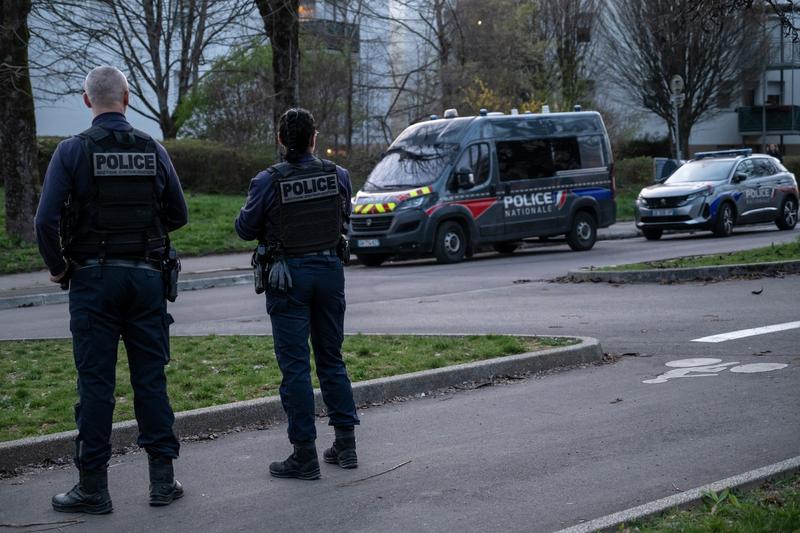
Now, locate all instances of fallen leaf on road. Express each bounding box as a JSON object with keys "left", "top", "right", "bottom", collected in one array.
[
  {"left": 610, "top": 398, "right": 623, "bottom": 404},
  {"left": 751, "top": 287, "right": 764, "bottom": 295}
]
